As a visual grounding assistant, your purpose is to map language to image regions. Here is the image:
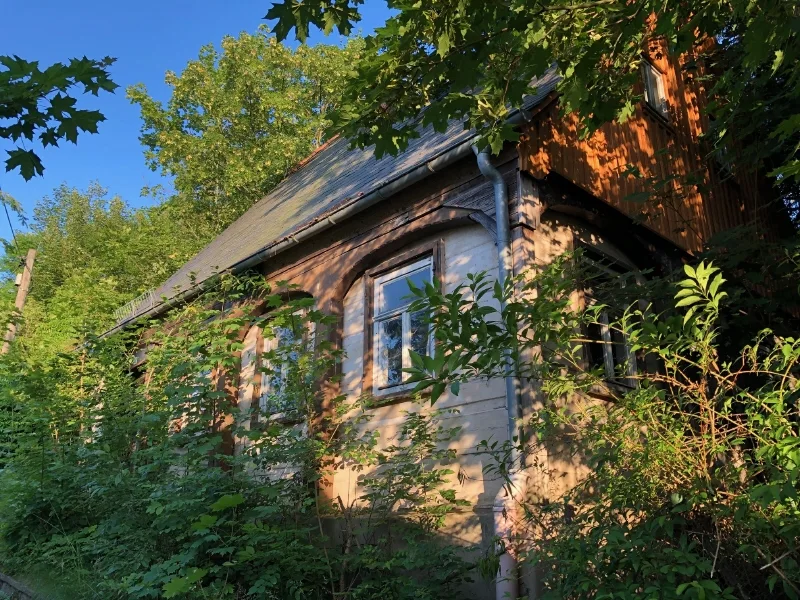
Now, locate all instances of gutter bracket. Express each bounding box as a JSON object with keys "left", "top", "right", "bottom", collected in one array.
[{"left": 468, "top": 211, "right": 498, "bottom": 244}]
